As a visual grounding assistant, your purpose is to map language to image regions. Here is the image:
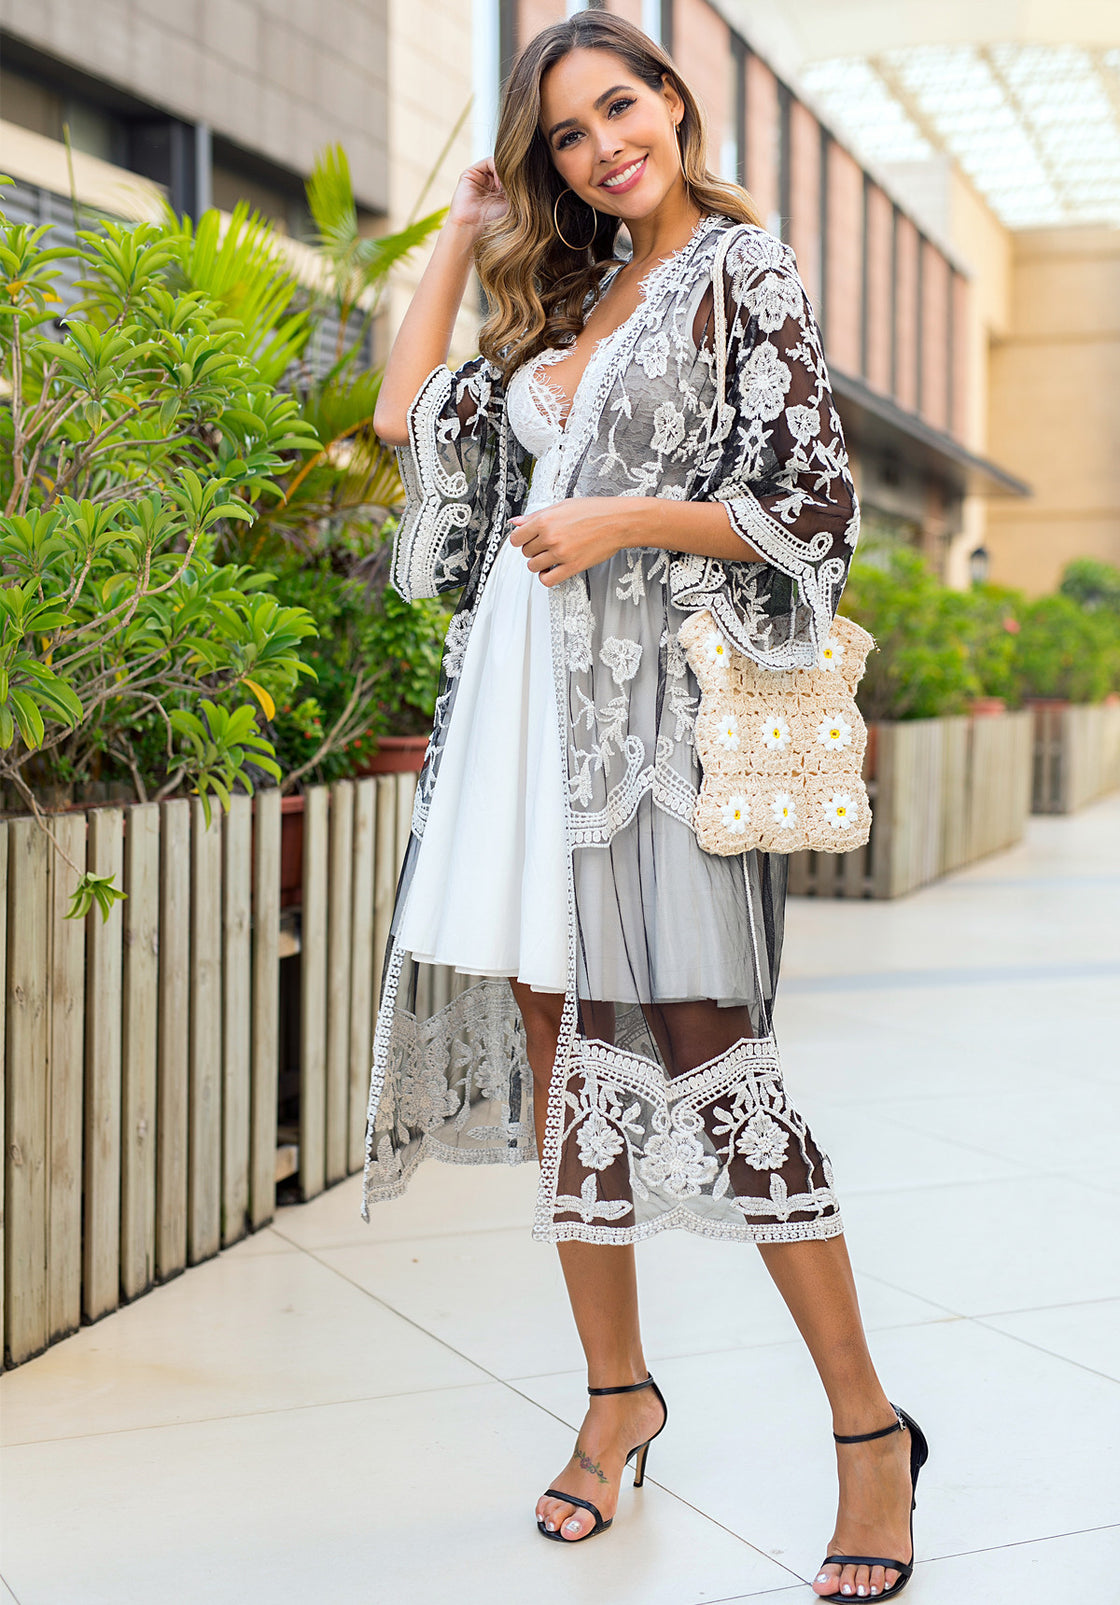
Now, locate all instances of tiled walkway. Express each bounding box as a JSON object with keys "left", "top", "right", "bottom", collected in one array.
[{"left": 3, "top": 797, "right": 1119, "bottom": 1604}]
